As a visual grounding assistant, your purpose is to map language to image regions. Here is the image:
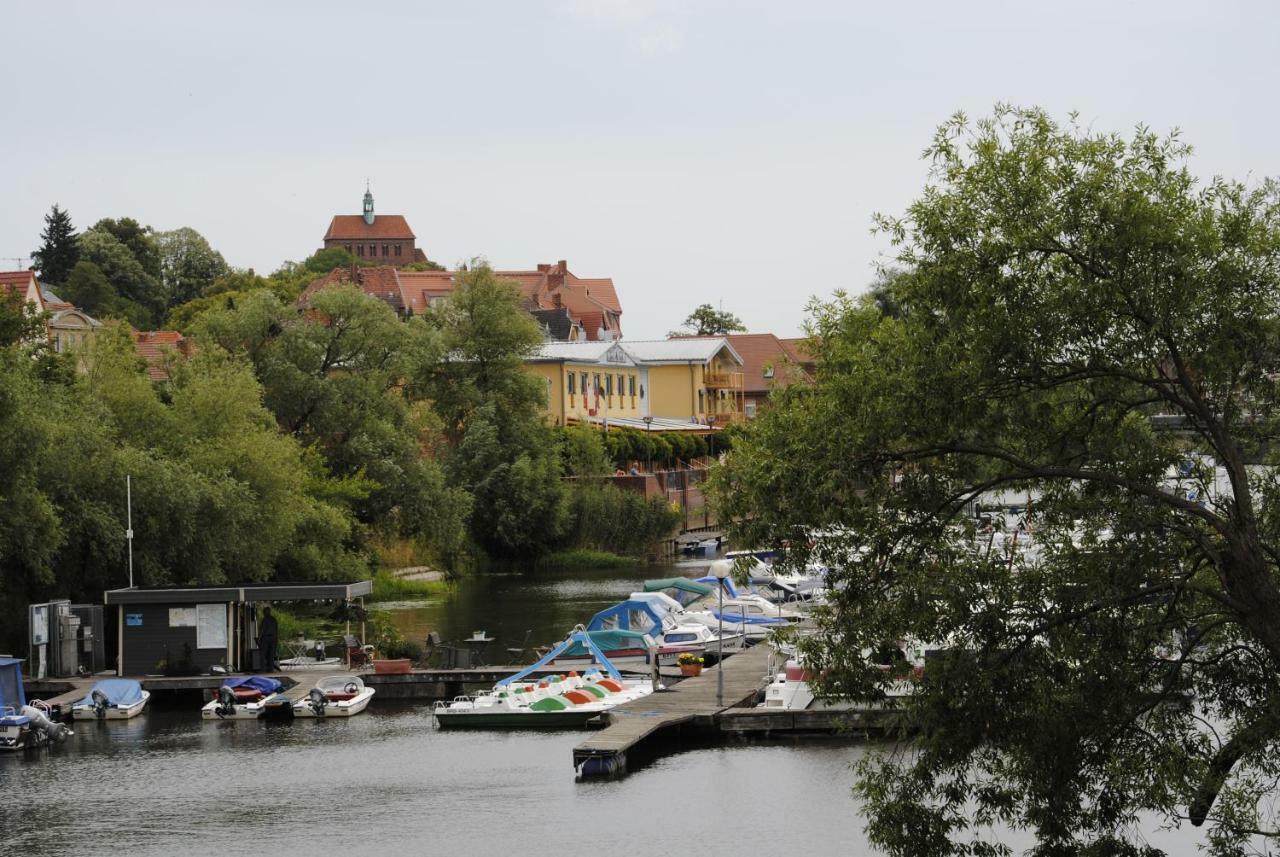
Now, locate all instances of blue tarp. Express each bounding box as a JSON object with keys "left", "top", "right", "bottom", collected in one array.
[
  {"left": 586, "top": 599, "right": 669, "bottom": 635},
  {"left": 711, "top": 609, "right": 788, "bottom": 626},
  {"left": 0, "top": 657, "right": 26, "bottom": 709},
  {"left": 78, "top": 679, "right": 144, "bottom": 707},
  {"left": 695, "top": 576, "right": 739, "bottom": 598},
  {"left": 222, "top": 676, "right": 283, "bottom": 695},
  {"left": 562, "top": 629, "right": 653, "bottom": 656}
]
